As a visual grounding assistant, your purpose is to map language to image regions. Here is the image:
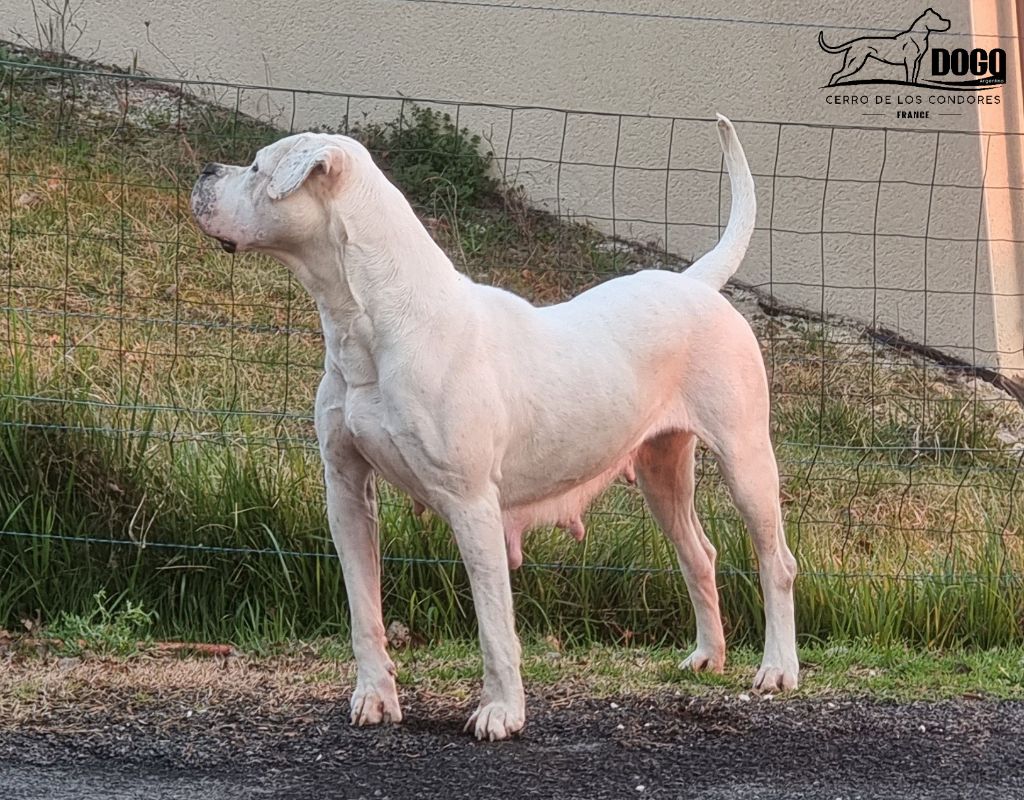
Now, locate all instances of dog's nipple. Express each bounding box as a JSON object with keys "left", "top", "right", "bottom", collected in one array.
[
  {"left": 567, "top": 518, "right": 586, "bottom": 542},
  {"left": 505, "top": 526, "right": 524, "bottom": 570}
]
